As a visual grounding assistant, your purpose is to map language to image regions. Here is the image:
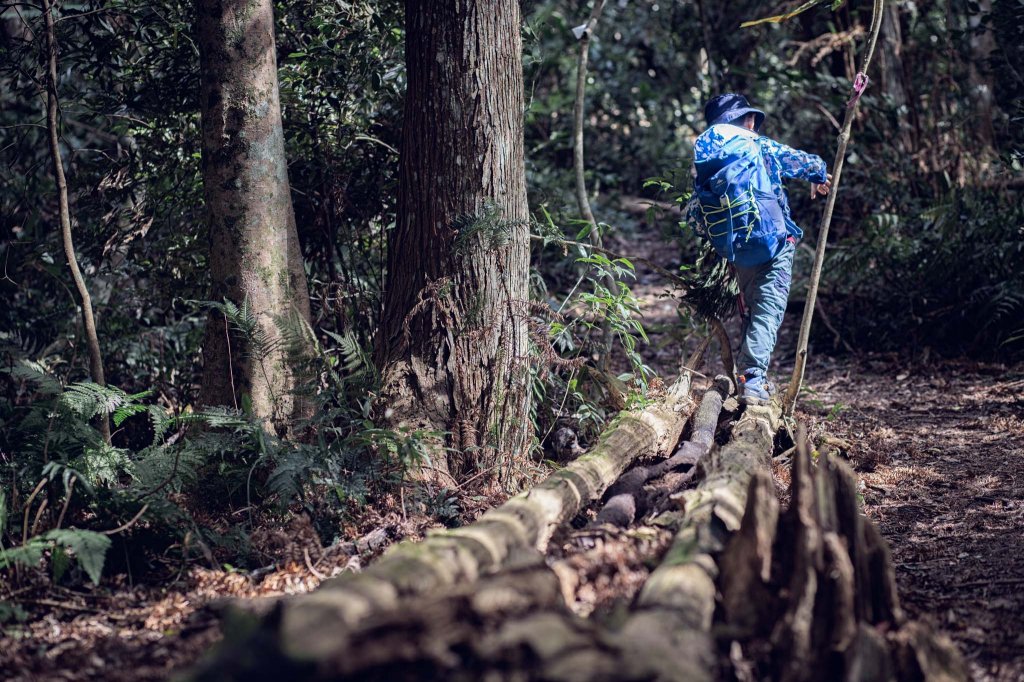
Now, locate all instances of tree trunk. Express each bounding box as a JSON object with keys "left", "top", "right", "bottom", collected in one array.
[
  {"left": 41, "top": 0, "right": 110, "bottom": 444},
  {"left": 196, "top": 0, "right": 312, "bottom": 432},
  {"left": 877, "top": 1, "right": 916, "bottom": 150},
  {"left": 375, "top": 0, "right": 531, "bottom": 483},
  {"left": 968, "top": 0, "right": 995, "bottom": 147}
]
